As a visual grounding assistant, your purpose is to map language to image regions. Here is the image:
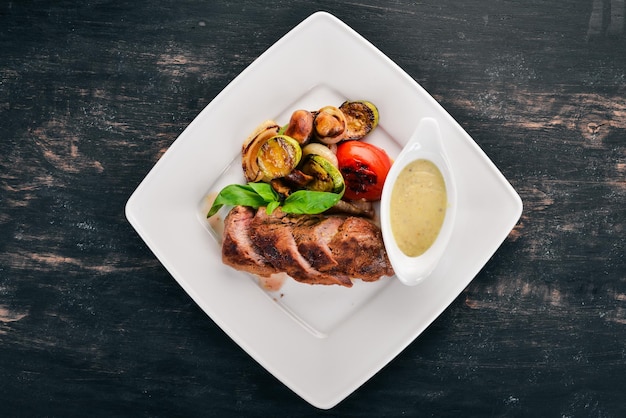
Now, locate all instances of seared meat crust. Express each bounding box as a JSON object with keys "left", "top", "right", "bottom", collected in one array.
[{"left": 221, "top": 206, "right": 394, "bottom": 287}]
